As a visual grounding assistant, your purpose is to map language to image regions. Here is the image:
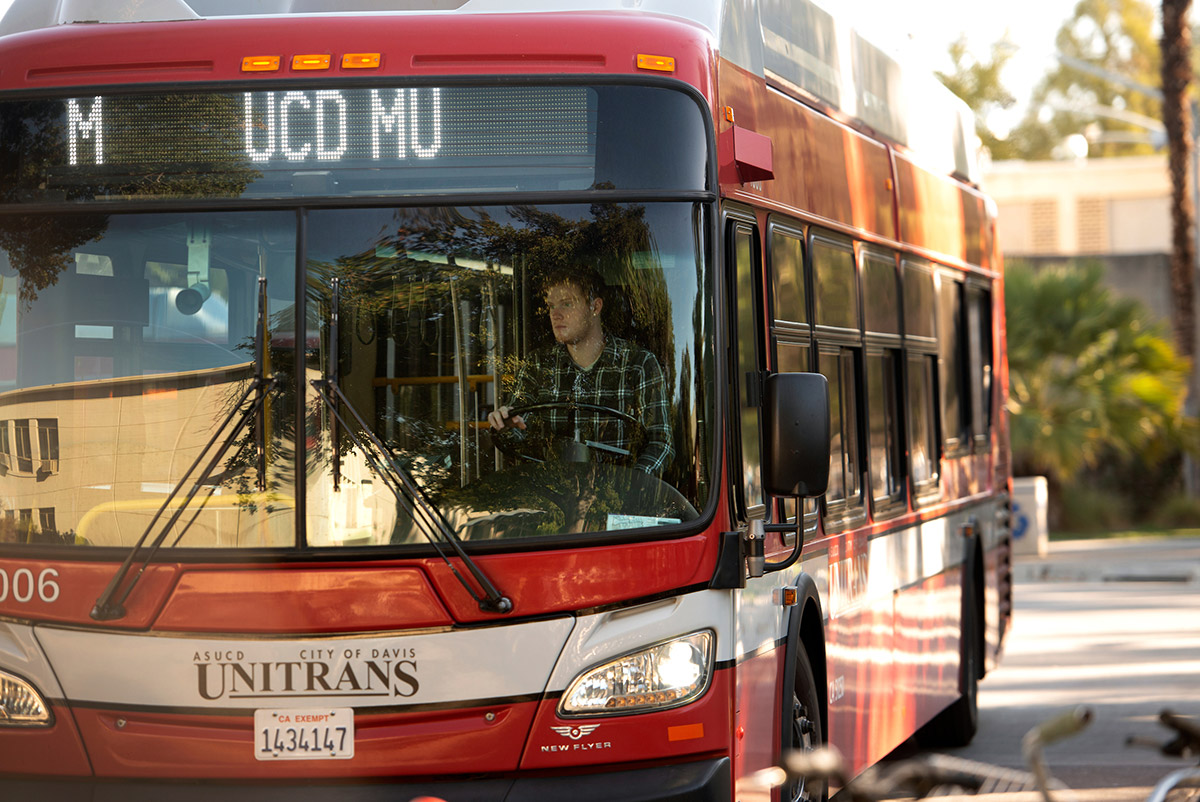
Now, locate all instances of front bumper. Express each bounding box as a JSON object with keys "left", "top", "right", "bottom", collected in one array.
[{"left": 1, "top": 757, "right": 731, "bottom": 802}]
